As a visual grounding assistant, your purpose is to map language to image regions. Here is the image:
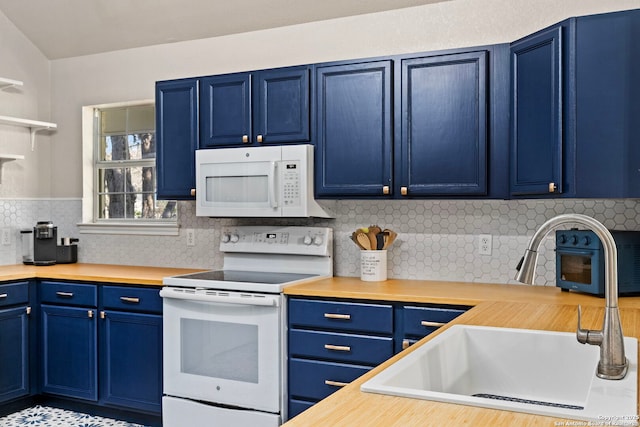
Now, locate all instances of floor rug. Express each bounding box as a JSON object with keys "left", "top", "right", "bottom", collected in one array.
[{"left": 0, "top": 405, "right": 147, "bottom": 427}]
